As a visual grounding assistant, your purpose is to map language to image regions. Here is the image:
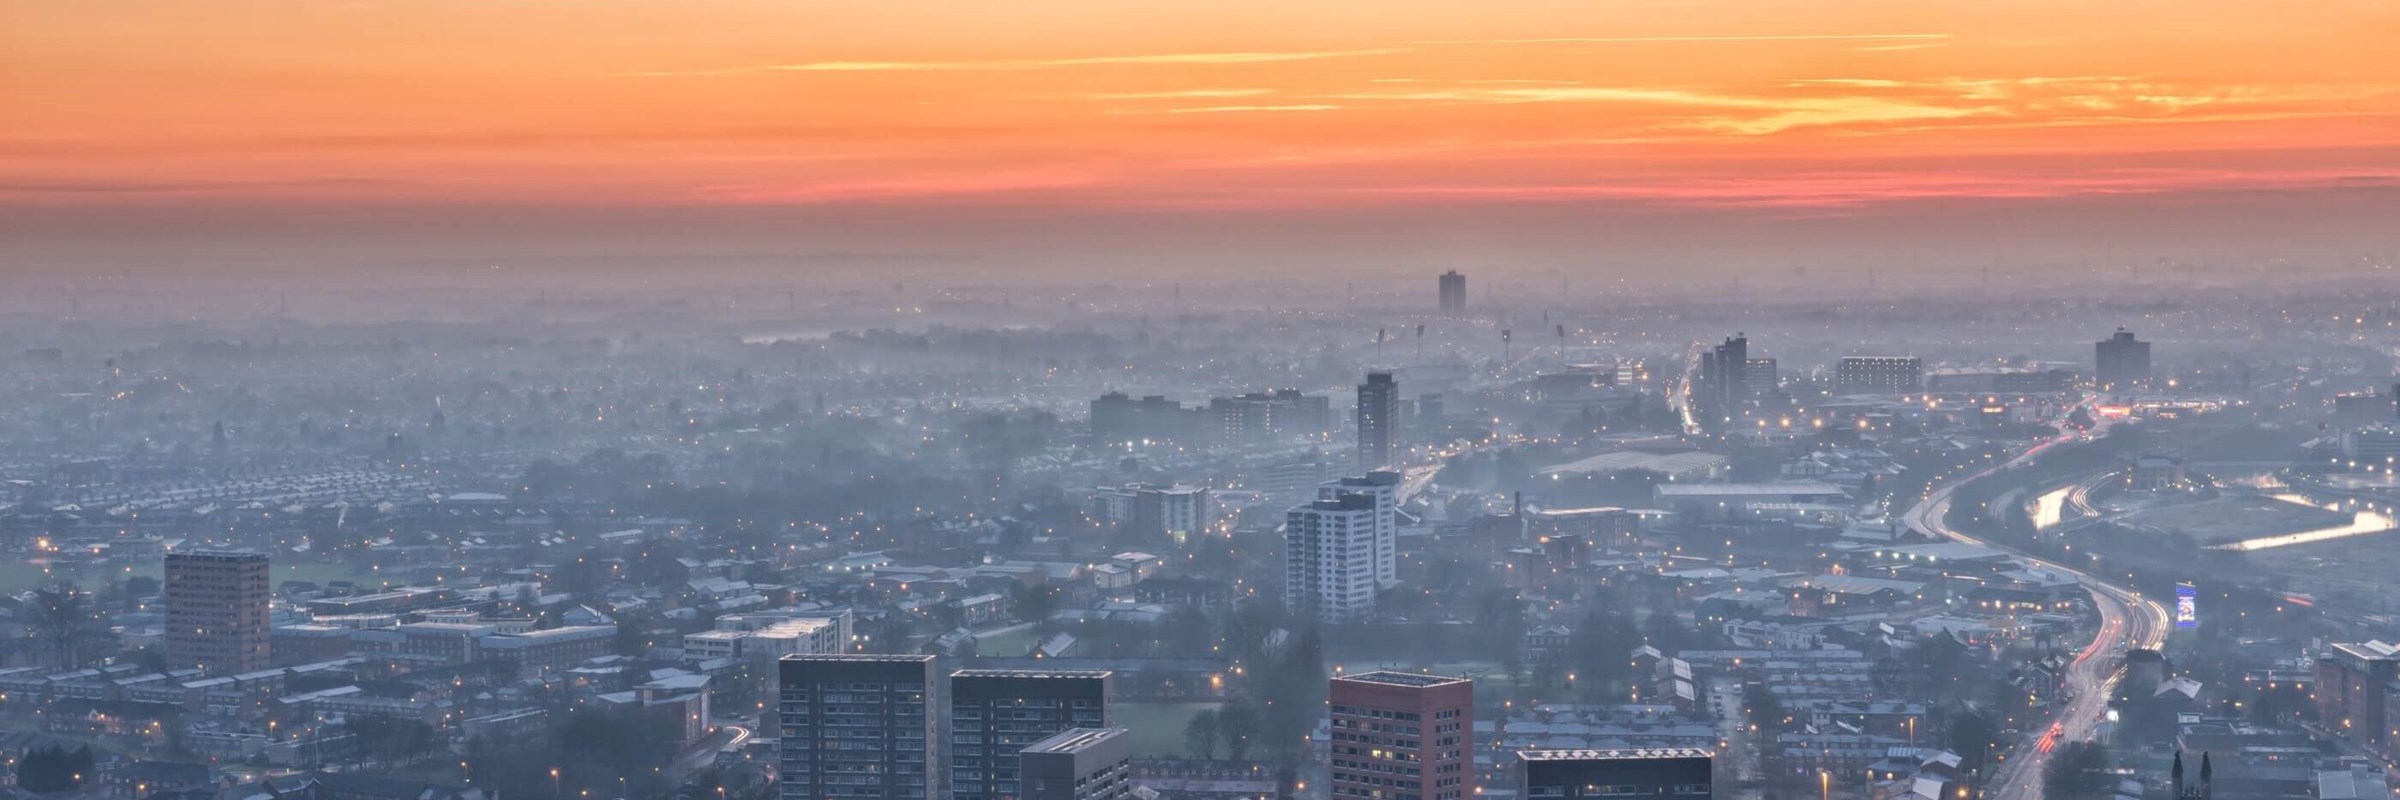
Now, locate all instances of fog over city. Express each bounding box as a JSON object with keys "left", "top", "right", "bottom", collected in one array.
[{"left": 5, "top": 2, "right": 2400, "bottom": 800}]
